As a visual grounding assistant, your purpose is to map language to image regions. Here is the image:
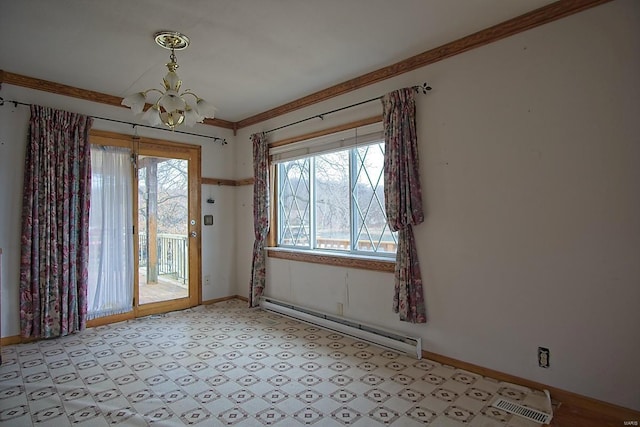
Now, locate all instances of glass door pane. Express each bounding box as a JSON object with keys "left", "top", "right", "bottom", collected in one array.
[{"left": 137, "top": 155, "right": 189, "bottom": 305}]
